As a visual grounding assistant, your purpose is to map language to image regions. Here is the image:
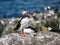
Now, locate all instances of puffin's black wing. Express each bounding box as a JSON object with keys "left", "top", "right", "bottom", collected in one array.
[
  {"left": 27, "top": 26, "right": 38, "bottom": 33},
  {"left": 14, "top": 20, "right": 21, "bottom": 30}
]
